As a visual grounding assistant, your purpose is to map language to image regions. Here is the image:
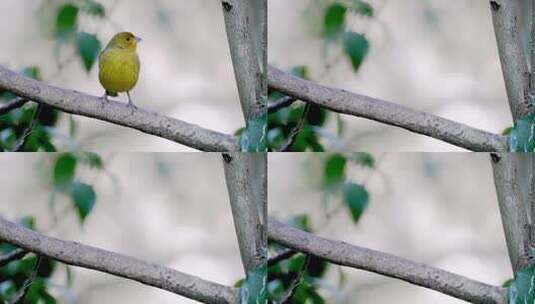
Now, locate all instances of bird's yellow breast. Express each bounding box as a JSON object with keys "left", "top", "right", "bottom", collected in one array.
[{"left": 98, "top": 48, "right": 140, "bottom": 94}]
